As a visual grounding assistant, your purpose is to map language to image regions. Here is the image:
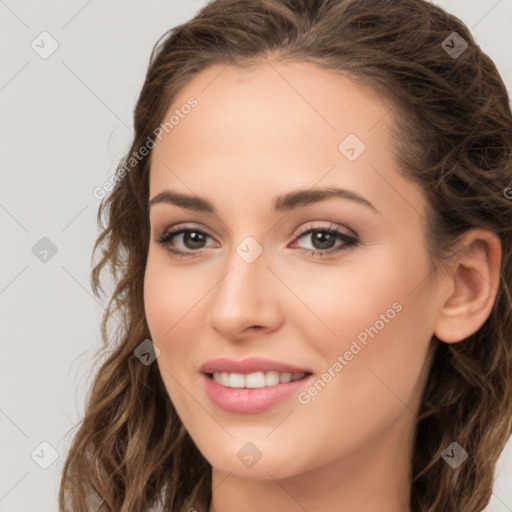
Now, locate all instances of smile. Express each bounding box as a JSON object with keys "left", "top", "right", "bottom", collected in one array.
[
  {"left": 209, "top": 370, "right": 309, "bottom": 388},
  {"left": 201, "top": 371, "right": 313, "bottom": 414}
]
